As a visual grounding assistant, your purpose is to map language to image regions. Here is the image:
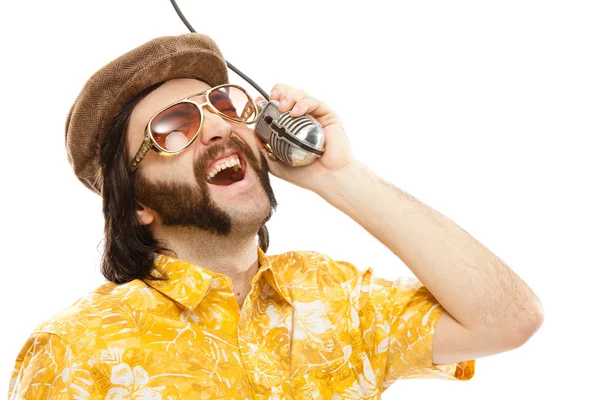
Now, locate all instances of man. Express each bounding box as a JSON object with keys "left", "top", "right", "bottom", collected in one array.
[{"left": 8, "top": 33, "right": 543, "bottom": 399}]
